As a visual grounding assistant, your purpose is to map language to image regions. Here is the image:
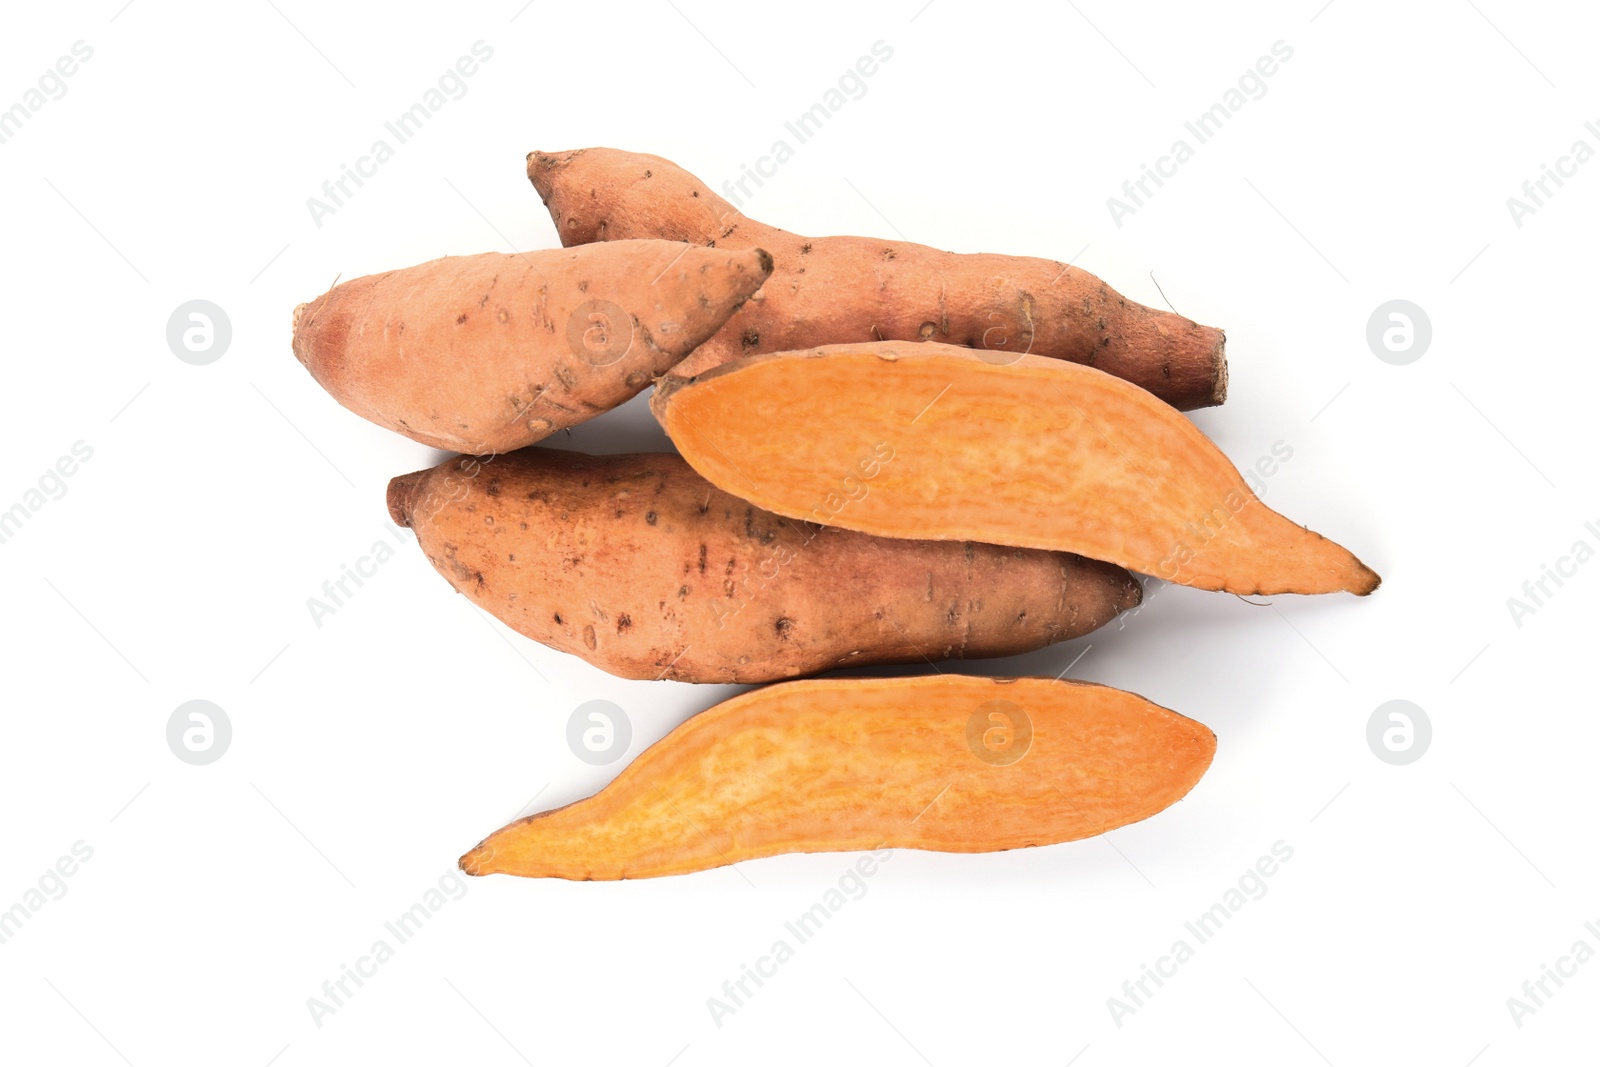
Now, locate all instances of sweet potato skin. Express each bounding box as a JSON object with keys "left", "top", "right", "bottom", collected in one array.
[
  {"left": 652, "top": 342, "right": 1380, "bottom": 597},
  {"left": 528, "top": 147, "right": 1226, "bottom": 410},
  {"left": 386, "top": 449, "right": 1140, "bottom": 683},
  {"left": 460, "top": 675, "right": 1216, "bottom": 880},
  {"left": 291, "top": 240, "right": 772, "bottom": 453}
]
